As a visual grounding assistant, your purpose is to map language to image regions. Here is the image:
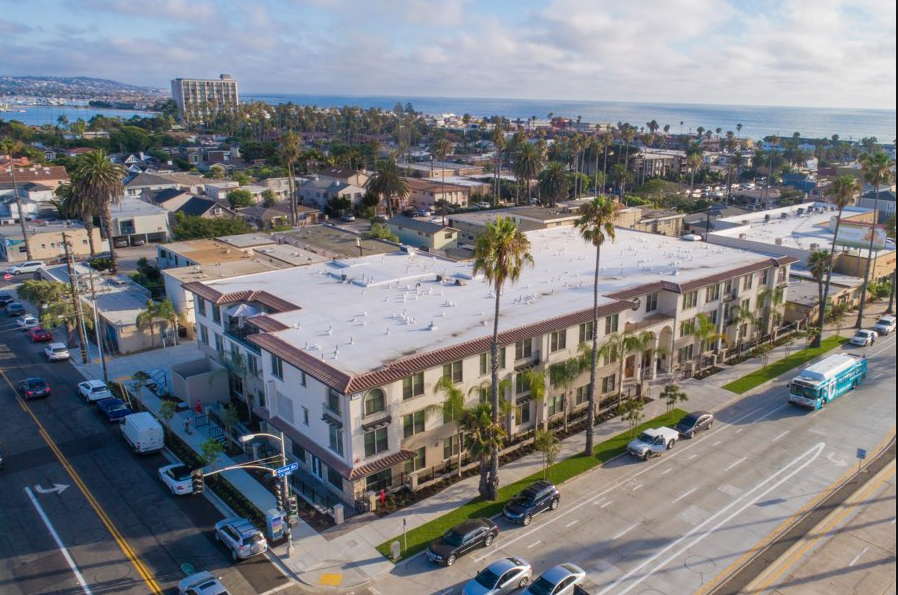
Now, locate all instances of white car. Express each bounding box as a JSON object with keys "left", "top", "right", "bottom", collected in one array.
[
  {"left": 7, "top": 260, "right": 45, "bottom": 275},
  {"left": 874, "top": 315, "right": 896, "bottom": 335},
  {"left": 626, "top": 427, "right": 679, "bottom": 460},
  {"left": 158, "top": 463, "right": 194, "bottom": 496},
  {"left": 523, "top": 563, "right": 586, "bottom": 595},
  {"left": 177, "top": 571, "right": 228, "bottom": 595},
  {"left": 16, "top": 315, "right": 40, "bottom": 331},
  {"left": 44, "top": 342, "right": 70, "bottom": 361},
  {"left": 78, "top": 379, "right": 113, "bottom": 403},
  {"left": 849, "top": 329, "right": 877, "bottom": 347}
]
